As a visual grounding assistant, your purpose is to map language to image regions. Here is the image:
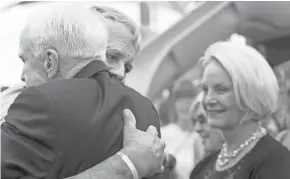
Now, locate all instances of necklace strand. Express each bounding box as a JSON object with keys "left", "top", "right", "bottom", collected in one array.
[{"left": 217, "top": 127, "right": 267, "bottom": 168}]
